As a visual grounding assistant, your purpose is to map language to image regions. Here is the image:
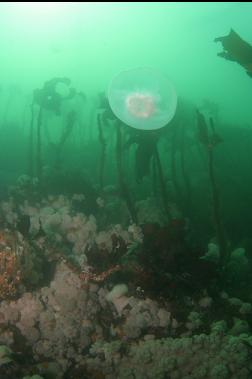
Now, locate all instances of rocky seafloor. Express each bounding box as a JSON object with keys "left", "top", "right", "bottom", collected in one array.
[
  {"left": 0, "top": 177, "right": 252, "bottom": 379},
  {"left": 0, "top": 260, "right": 252, "bottom": 379}
]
